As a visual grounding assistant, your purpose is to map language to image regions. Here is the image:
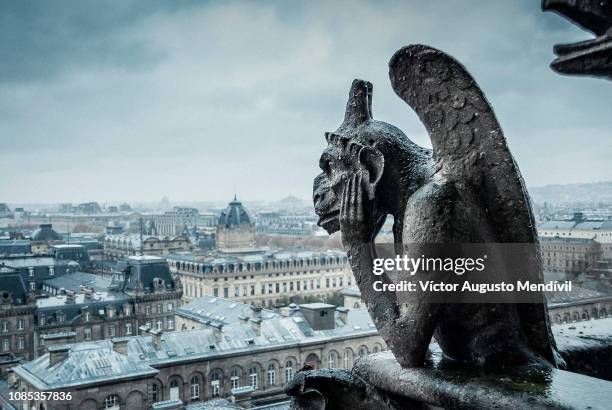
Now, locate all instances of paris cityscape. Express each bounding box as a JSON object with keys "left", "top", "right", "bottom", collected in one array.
[
  {"left": 1, "top": 0, "right": 611, "bottom": 409},
  {"left": 0, "top": 184, "right": 611, "bottom": 409}
]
